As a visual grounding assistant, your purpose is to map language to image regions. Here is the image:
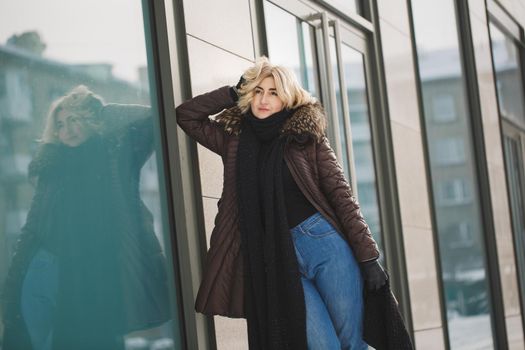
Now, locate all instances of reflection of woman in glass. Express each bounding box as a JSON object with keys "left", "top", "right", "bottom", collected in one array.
[
  {"left": 2, "top": 86, "right": 170, "bottom": 350},
  {"left": 176, "top": 58, "right": 387, "bottom": 349}
]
